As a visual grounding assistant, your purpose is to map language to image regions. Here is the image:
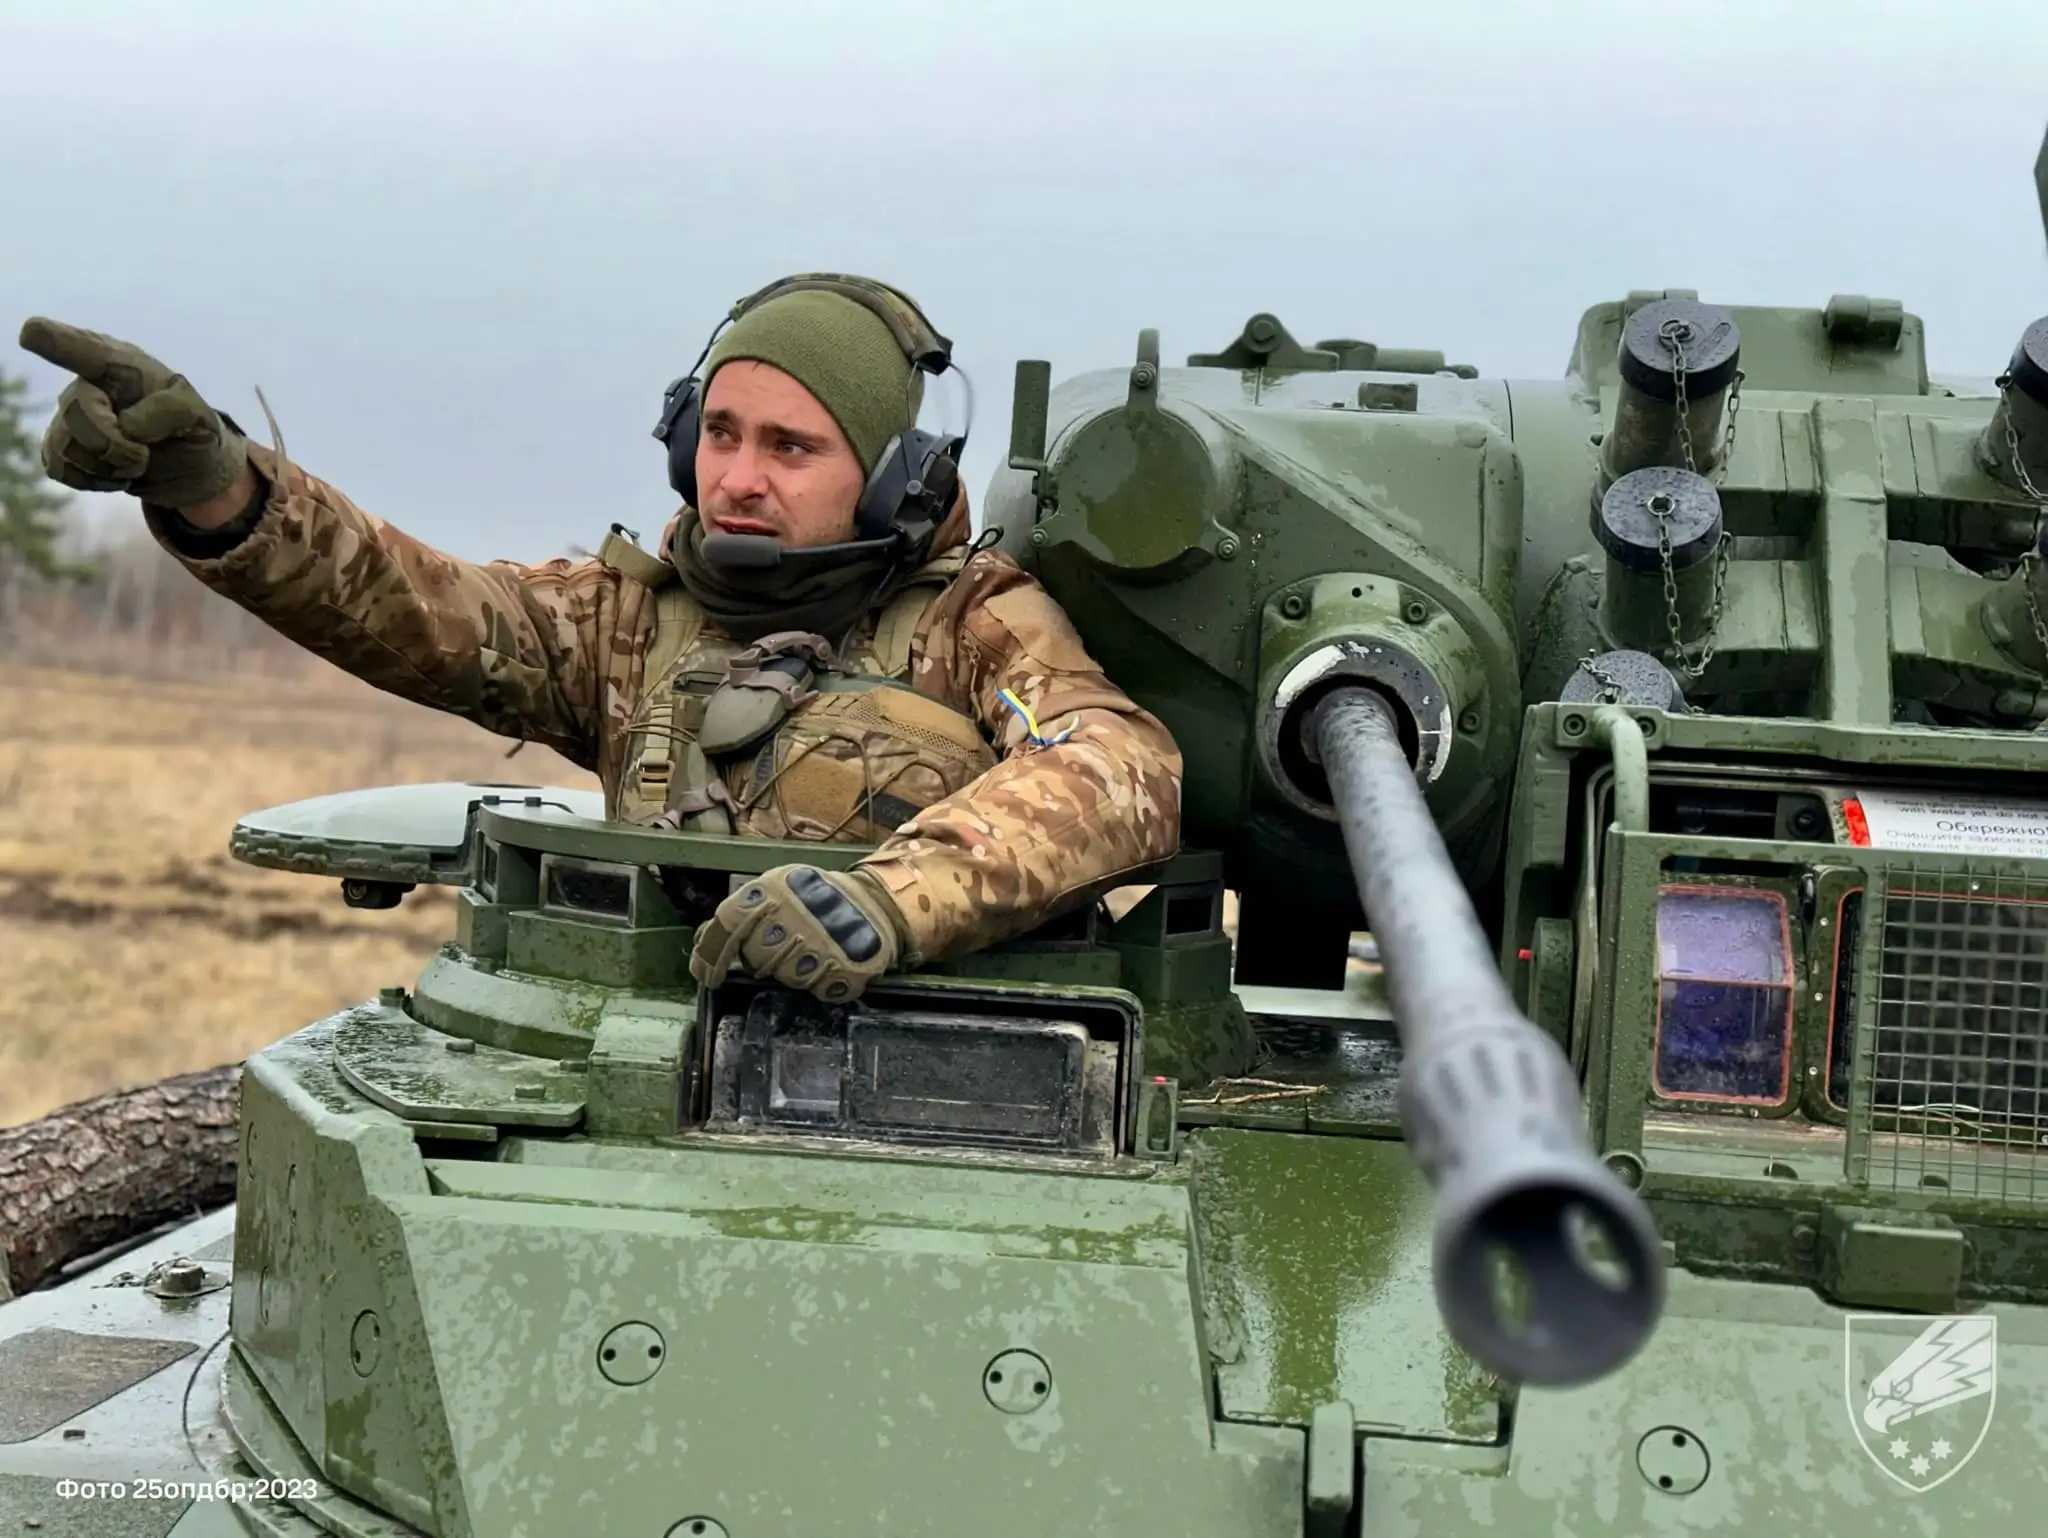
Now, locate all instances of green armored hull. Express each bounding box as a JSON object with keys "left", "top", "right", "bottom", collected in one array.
[
  {"left": 11, "top": 1022, "right": 2042, "bottom": 1536},
  {"left": 12, "top": 125, "right": 2048, "bottom": 1531}
]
